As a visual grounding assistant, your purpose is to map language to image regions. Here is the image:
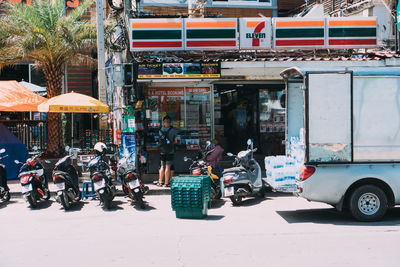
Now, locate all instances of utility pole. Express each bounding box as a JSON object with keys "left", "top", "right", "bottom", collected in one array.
[{"left": 96, "top": 0, "right": 108, "bottom": 129}]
